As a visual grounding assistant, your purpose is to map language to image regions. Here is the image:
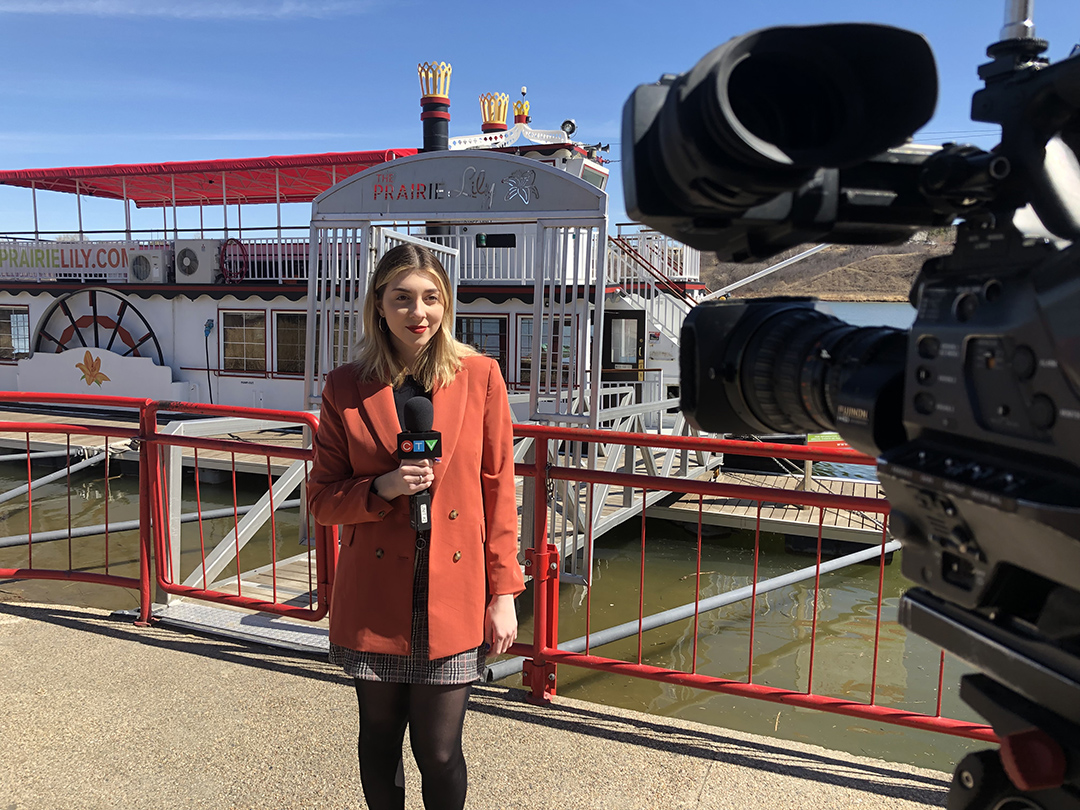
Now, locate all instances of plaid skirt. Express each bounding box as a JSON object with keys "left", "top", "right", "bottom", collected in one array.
[{"left": 329, "top": 536, "right": 486, "bottom": 685}]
